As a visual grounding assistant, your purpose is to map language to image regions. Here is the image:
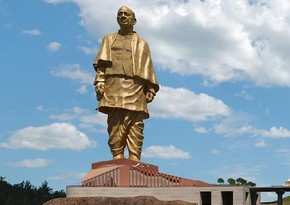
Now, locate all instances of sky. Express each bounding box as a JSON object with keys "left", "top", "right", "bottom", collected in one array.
[{"left": 1, "top": 0, "right": 290, "bottom": 202}]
